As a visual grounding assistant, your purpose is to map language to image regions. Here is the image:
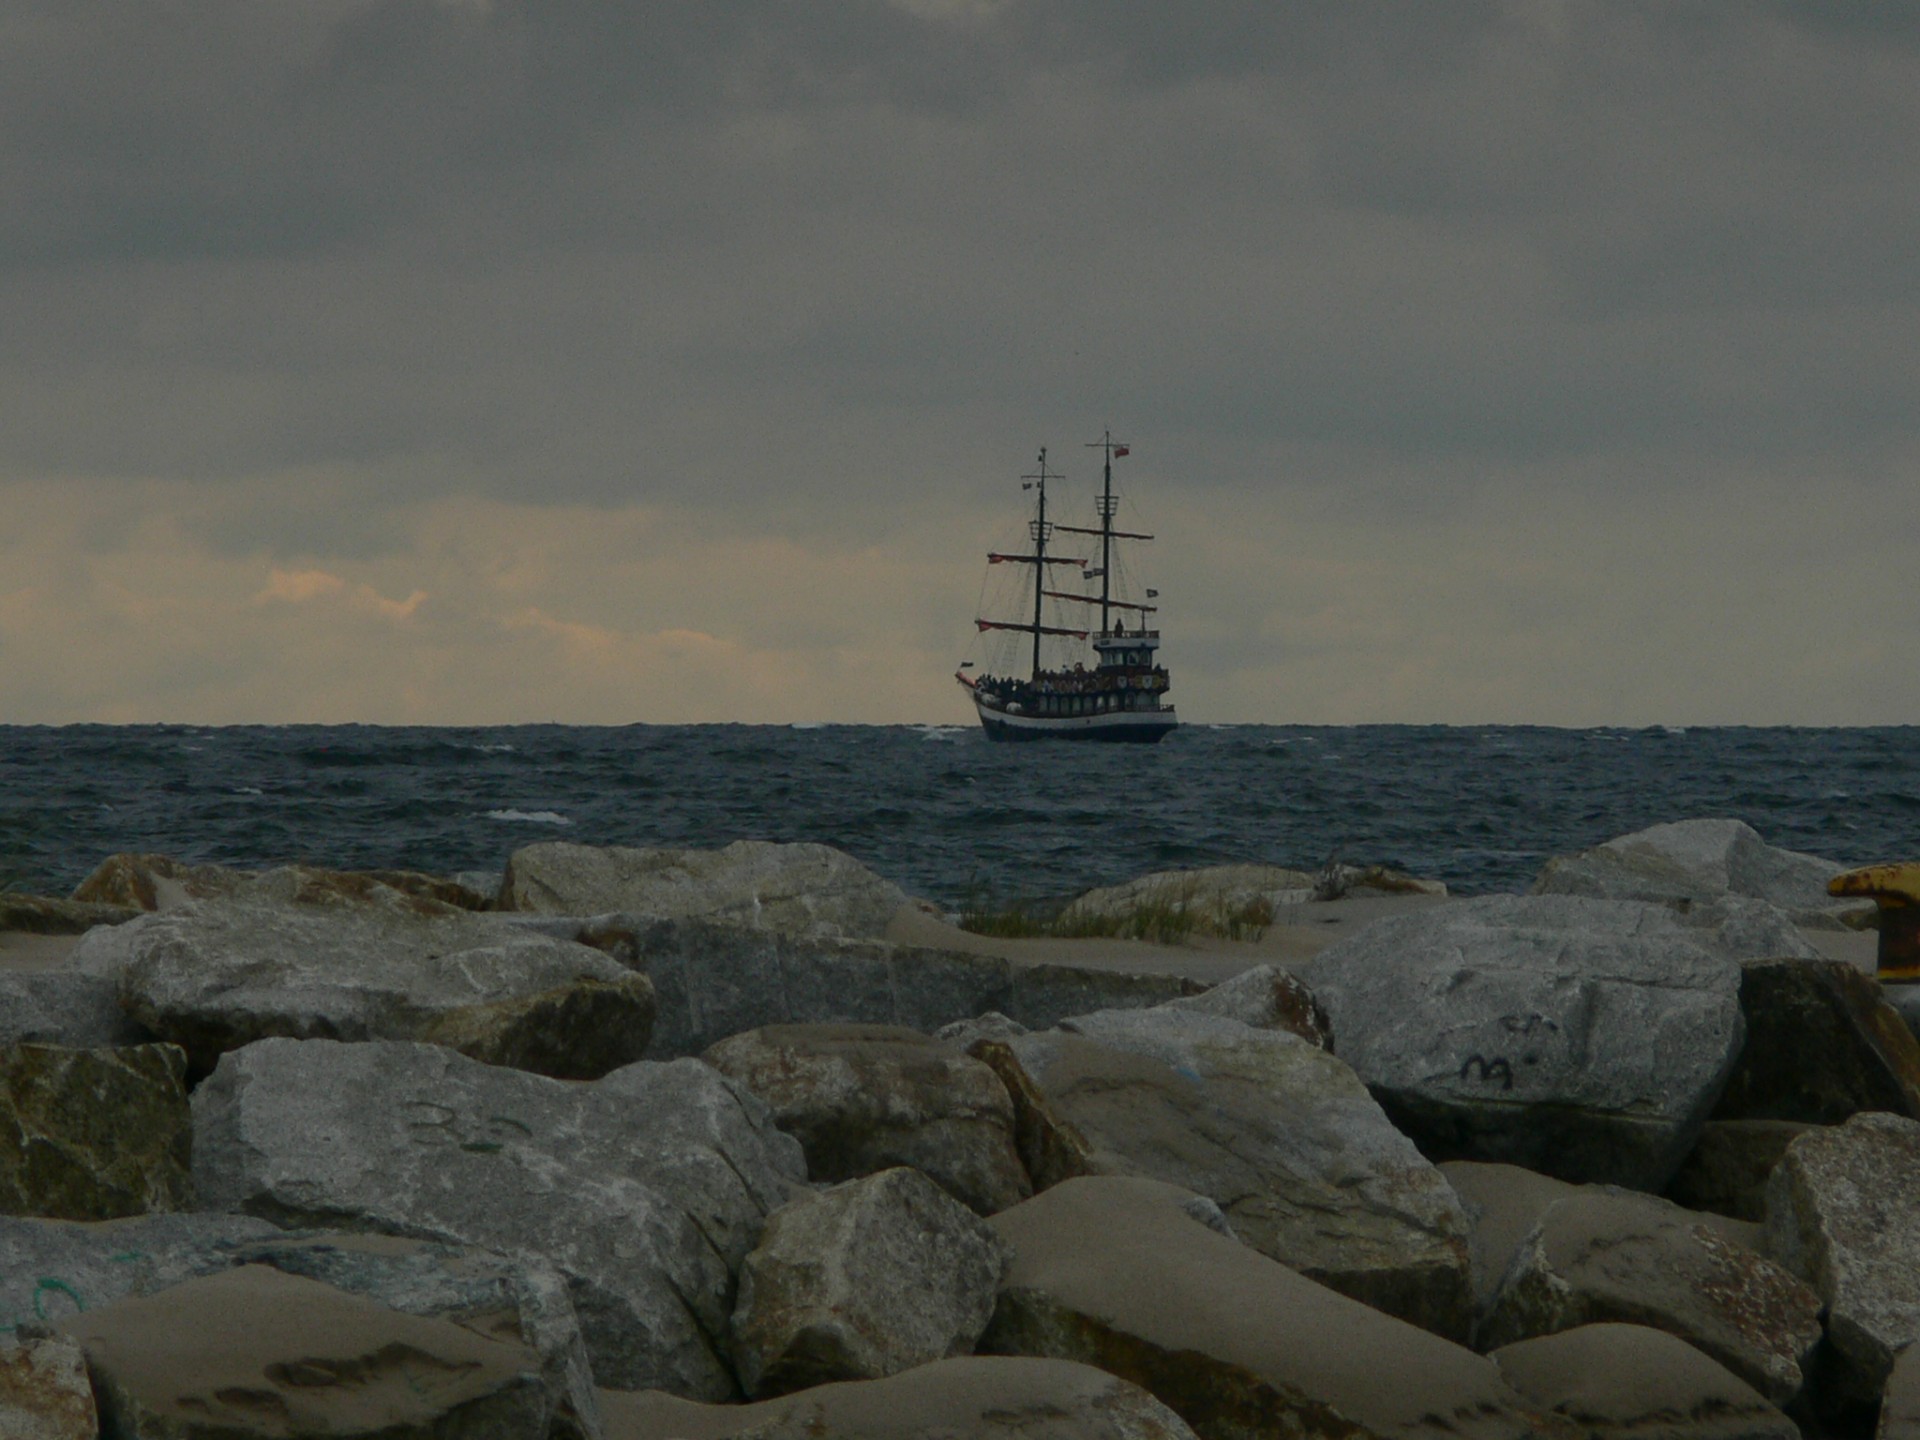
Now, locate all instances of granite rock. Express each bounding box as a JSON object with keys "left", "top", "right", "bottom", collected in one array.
[
  {"left": 1712, "top": 957, "right": 1920, "bottom": 1124},
  {"left": 1476, "top": 1188, "right": 1822, "bottom": 1407},
  {"left": 1303, "top": 895, "right": 1746, "bottom": 1189},
  {"left": 1667, "top": 1120, "right": 1813, "bottom": 1223},
  {"left": 622, "top": 917, "right": 1199, "bottom": 1058},
  {"left": 0, "top": 893, "right": 140, "bottom": 935},
  {"left": 499, "top": 840, "right": 911, "bottom": 939},
  {"left": 62, "top": 1264, "right": 552, "bottom": 1439},
  {"left": 978, "top": 1009, "right": 1472, "bottom": 1340},
  {"left": 70, "top": 852, "right": 254, "bottom": 910},
  {"left": 1491, "top": 1323, "right": 1799, "bottom": 1440},
  {"left": 1058, "top": 864, "right": 1318, "bottom": 935},
  {"left": 0, "top": 1331, "right": 96, "bottom": 1440},
  {"left": 1880, "top": 1341, "right": 1920, "bottom": 1440},
  {"left": 192, "top": 1038, "right": 807, "bottom": 1399},
  {"left": 1763, "top": 1110, "right": 1920, "bottom": 1407},
  {"left": 982, "top": 1175, "right": 1543, "bottom": 1440},
  {"left": 78, "top": 874, "right": 655, "bottom": 1079},
  {"left": 1157, "top": 963, "right": 1331, "bottom": 1048},
  {"left": 731, "top": 1168, "right": 1008, "bottom": 1397},
  {"left": 0, "top": 970, "right": 151, "bottom": 1051},
  {"left": 0, "top": 1043, "right": 192, "bottom": 1220},
  {"left": 0, "top": 1213, "right": 600, "bottom": 1438},
  {"left": 597, "top": 1355, "right": 1202, "bottom": 1440},
  {"left": 1529, "top": 818, "right": 1847, "bottom": 922},
  {"left": 704, "top": 1023, "right": 1028, "bottom": 1215}
]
